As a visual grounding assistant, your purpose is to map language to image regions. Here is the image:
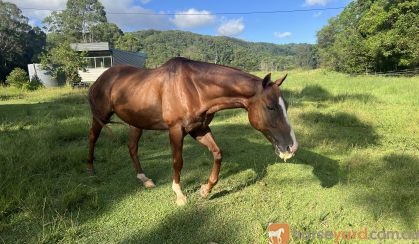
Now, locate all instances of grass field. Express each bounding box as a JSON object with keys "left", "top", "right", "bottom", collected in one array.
[{"left": 0, "top": 69, "right": 418, "bottom": 243}]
